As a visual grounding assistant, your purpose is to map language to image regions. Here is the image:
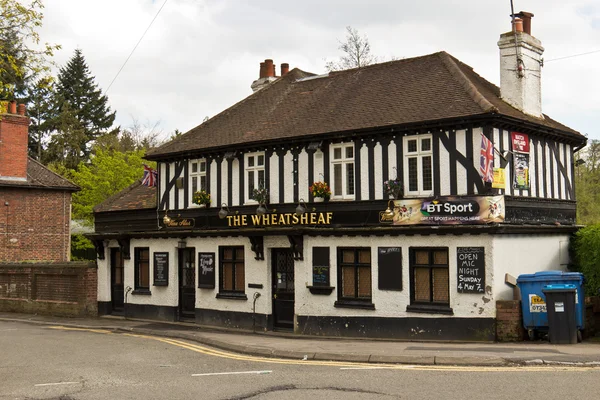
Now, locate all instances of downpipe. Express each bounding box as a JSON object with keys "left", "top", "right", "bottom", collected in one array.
[
  {"left": 252, "top": 292, "right": 261, "bottom": 333},
  {"left": 125, "top": 286, "right": 132, "bottom": 318}
]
